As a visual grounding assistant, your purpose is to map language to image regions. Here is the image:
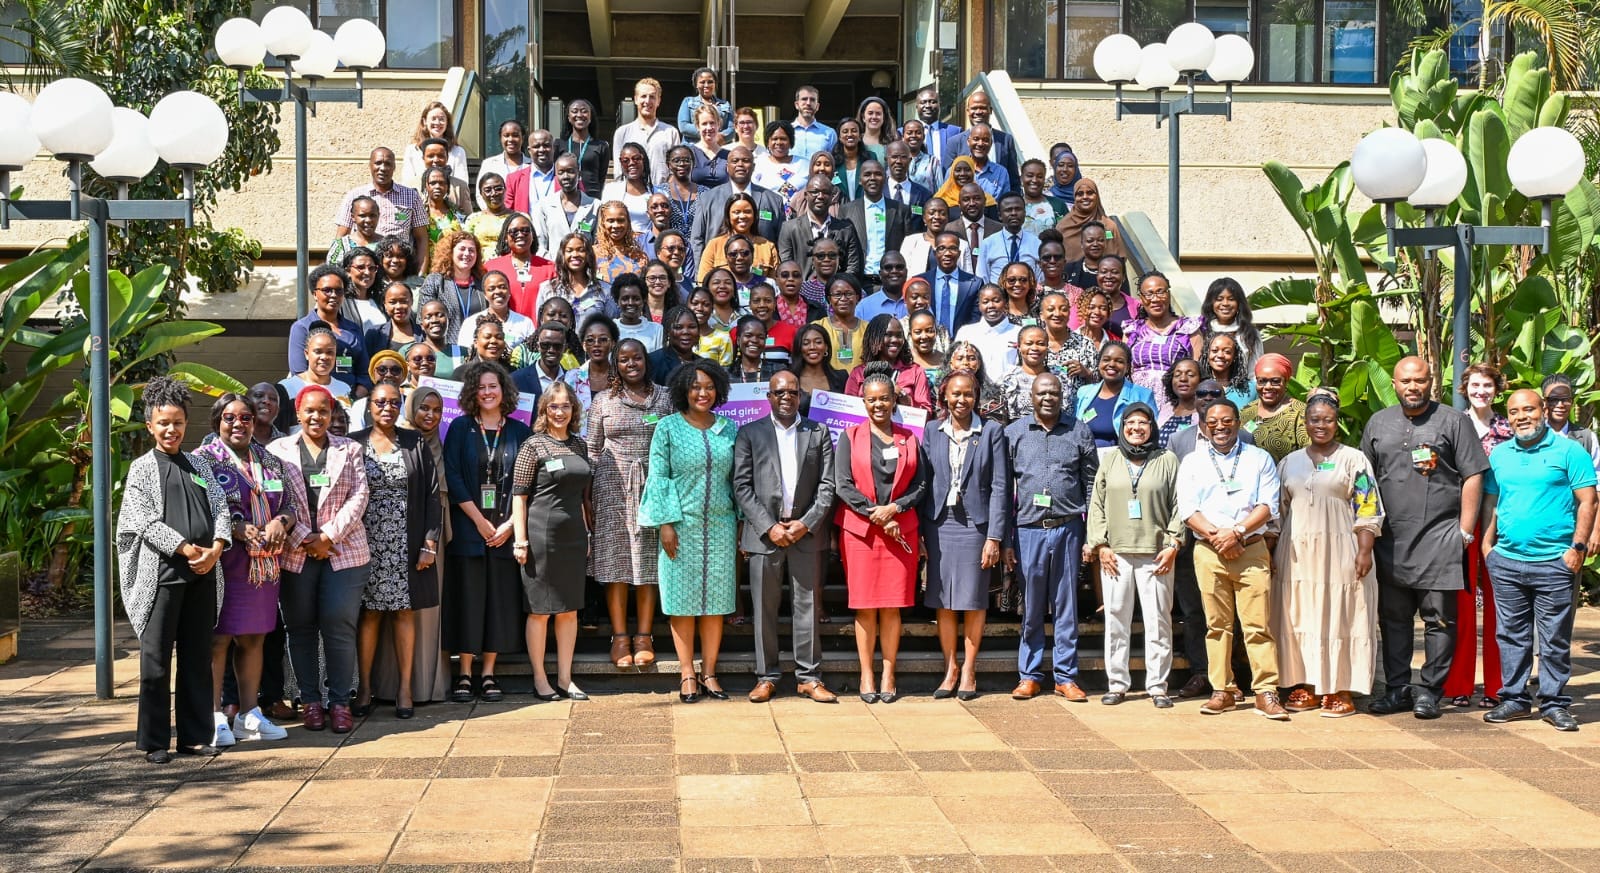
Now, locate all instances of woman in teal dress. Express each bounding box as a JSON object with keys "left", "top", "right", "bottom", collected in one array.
[{"left": 637, "top": 359, "right": 738, "bottom": 703}]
